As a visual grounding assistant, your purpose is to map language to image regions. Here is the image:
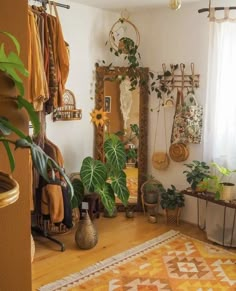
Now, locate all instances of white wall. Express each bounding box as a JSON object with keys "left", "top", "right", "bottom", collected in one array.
[
  {"left": 130, "top": 0, "right": 234, "bottom": 223},
  {"left": 43, "top": 0, "right": 231, "bottom": 224}
]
